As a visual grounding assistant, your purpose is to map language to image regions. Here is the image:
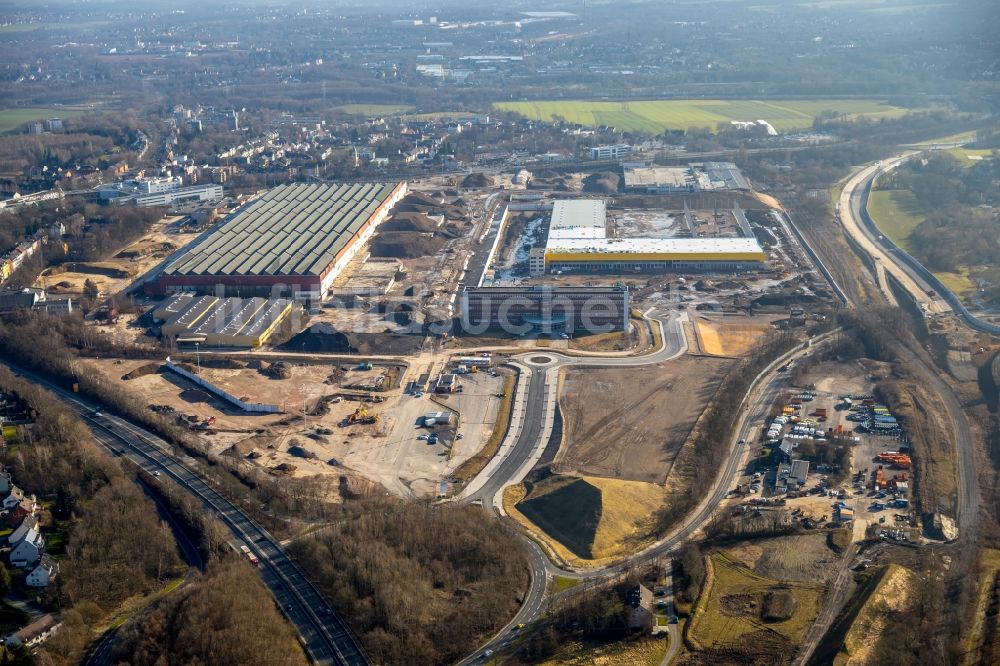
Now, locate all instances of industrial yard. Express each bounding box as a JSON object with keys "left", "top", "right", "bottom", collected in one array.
[{"left": 81, "top": 354, "right": 506, "bottom": 497}]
